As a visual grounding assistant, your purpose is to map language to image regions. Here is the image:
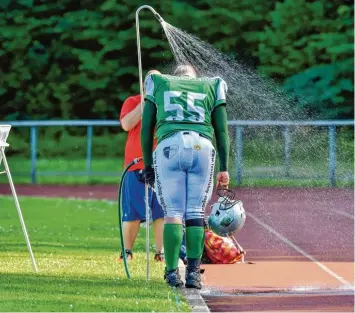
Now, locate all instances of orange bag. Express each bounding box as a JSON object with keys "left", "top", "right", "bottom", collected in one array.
[{"left": 204, "top": 229, "right": 245, "bottom": 264}]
